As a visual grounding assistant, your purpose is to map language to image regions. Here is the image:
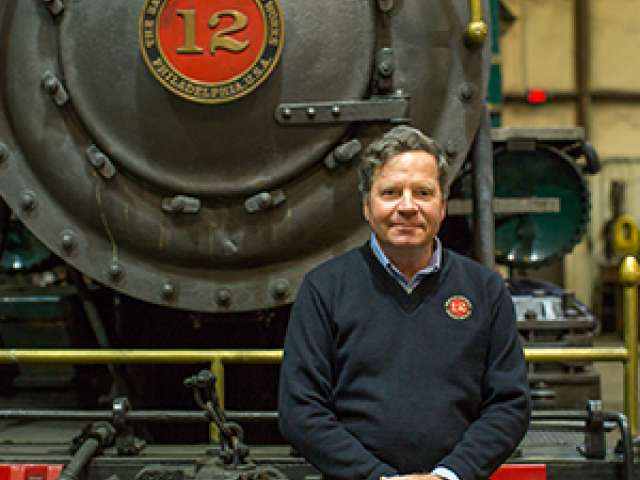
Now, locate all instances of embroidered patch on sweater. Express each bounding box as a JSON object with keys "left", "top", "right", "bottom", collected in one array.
[{"left": 445, "top": 295, "right": 472, "bottom": 320}]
